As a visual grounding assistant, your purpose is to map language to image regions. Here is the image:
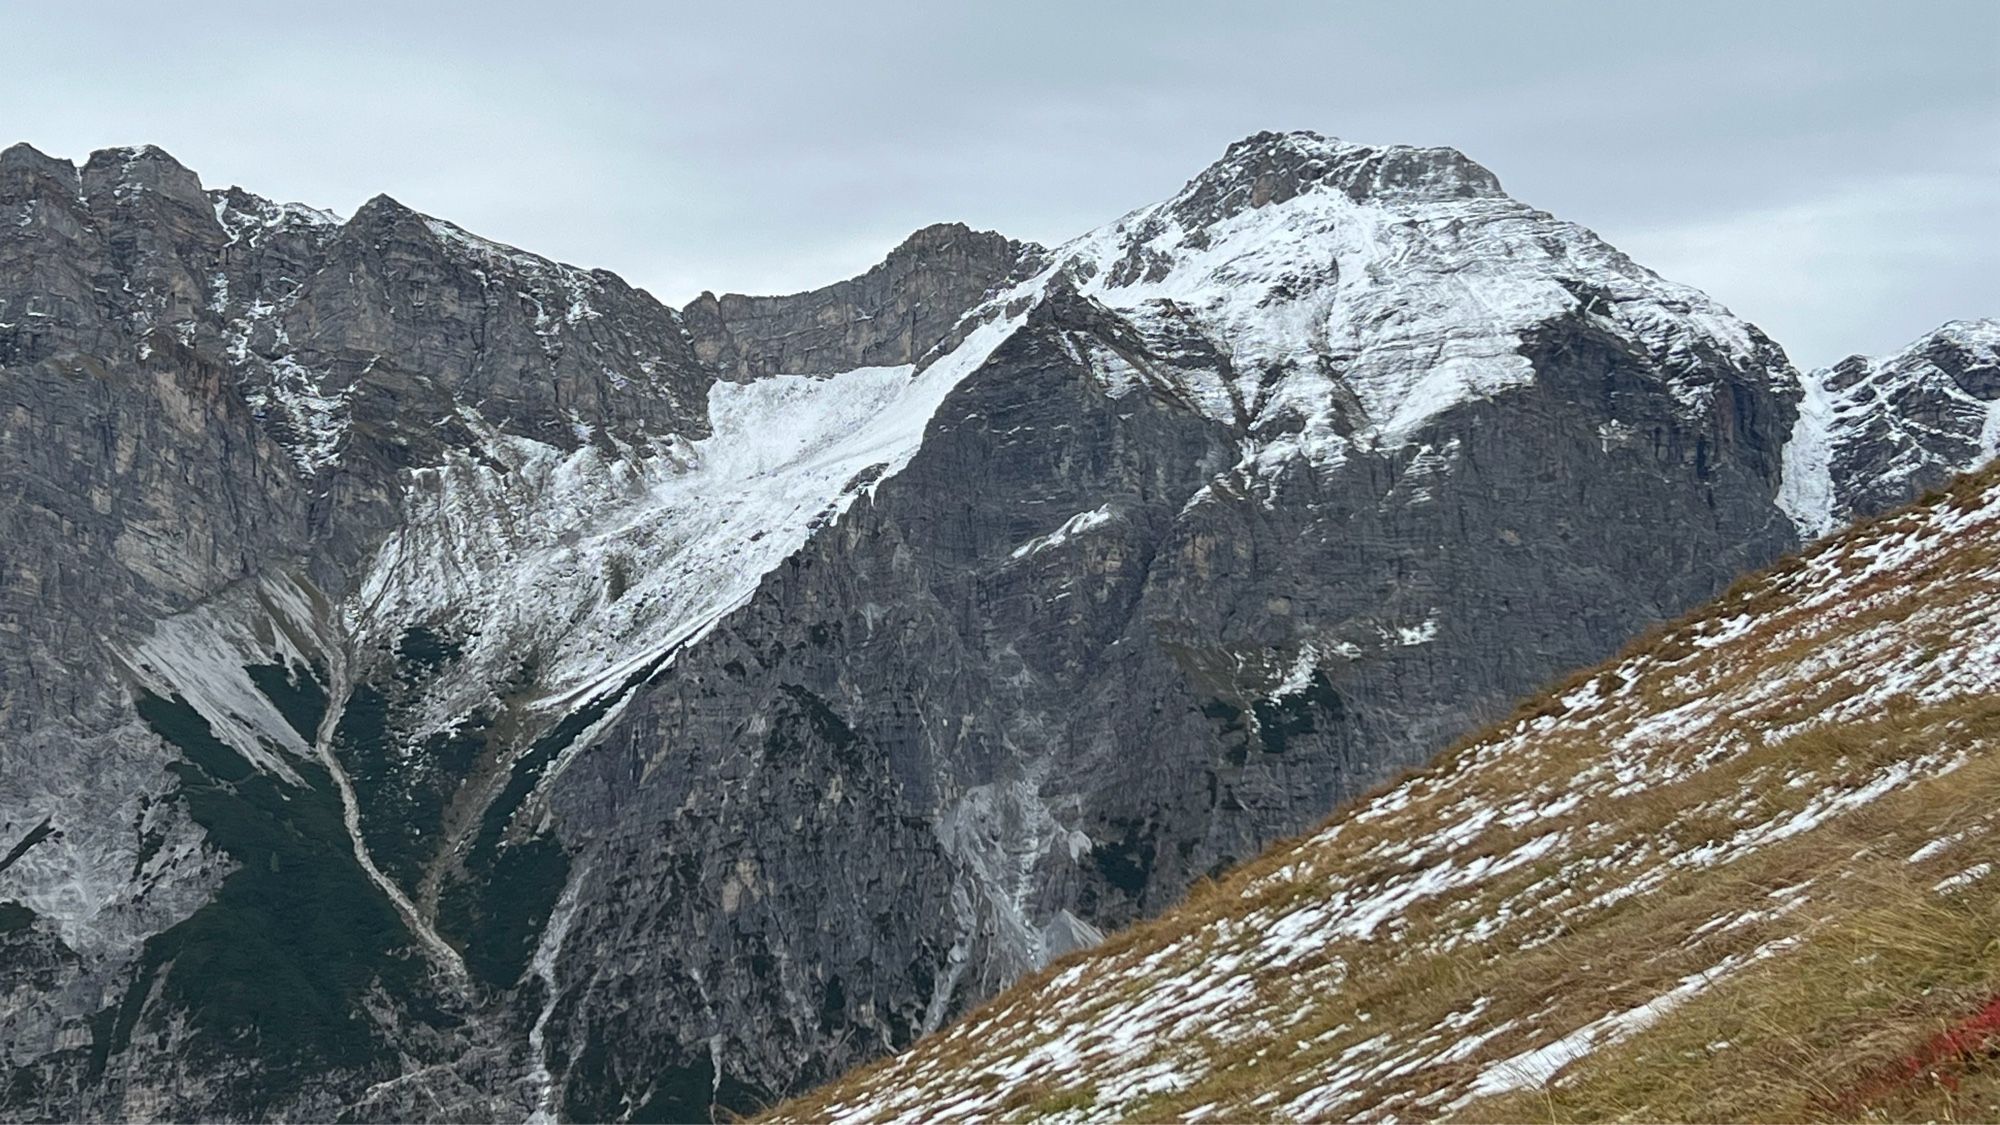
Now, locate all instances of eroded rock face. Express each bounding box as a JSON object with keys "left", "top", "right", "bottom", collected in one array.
[
  {"left": 681, "top": 222, "right": 1040, "bottom": 381},
  {"left": 540, "top": 229, "right": 1800, "bottom": 1114},
  {"left": 0, "top": 142, "right": 710, "bottom": 1120},
  {"left": 0, "top": 130, "right": 1944, "bottom": 1122}
]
